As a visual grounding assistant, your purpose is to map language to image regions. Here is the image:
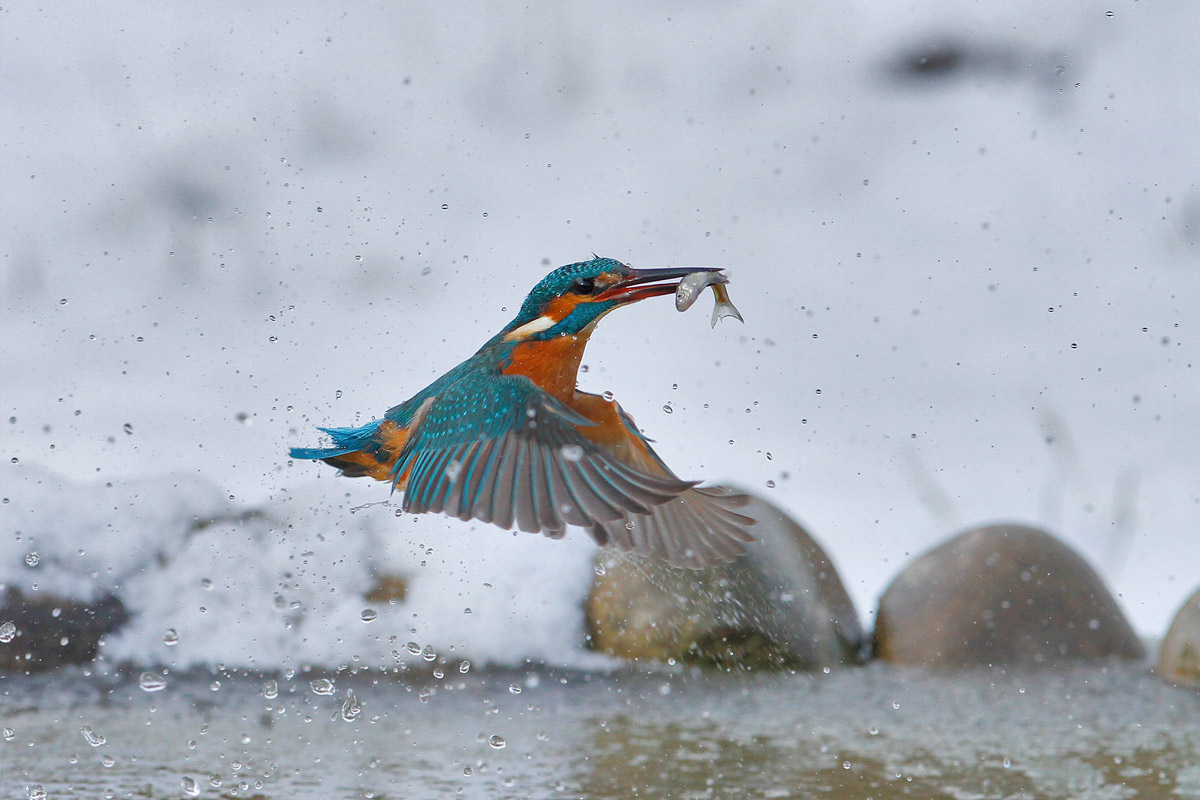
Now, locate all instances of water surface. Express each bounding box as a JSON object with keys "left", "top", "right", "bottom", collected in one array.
[{"left": 4, "top": 661, "right": 1198, "bottom": 799}]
